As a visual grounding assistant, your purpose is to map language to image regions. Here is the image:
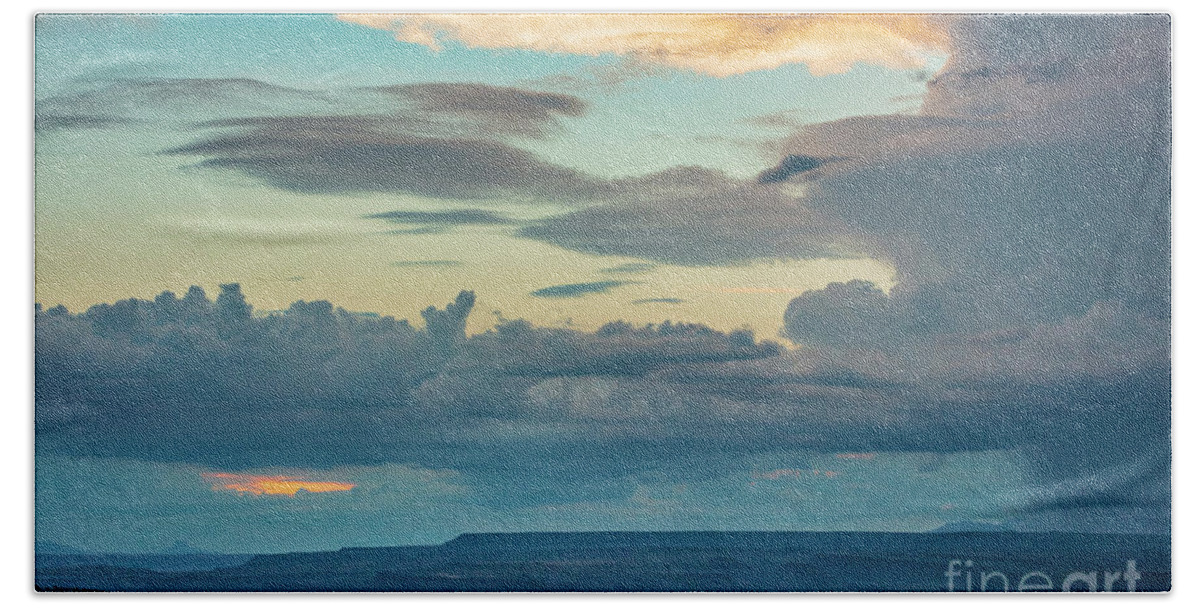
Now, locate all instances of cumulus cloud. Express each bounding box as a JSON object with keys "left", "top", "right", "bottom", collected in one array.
[
  {"left": 758, "top": 14, "right": 1170, "bottom": 531},
  {"left": 770, "top": 17, "right": 1170, "bottom": 323},
  {"left": 782, "top": 280, "right": 890, "bottom": 346},
  {"left": 35, "top": 15, "right": 1171, "bottom": 534},
  {"left": 35, "top": 276, "right": 1169, "bottom": 531},
  {"left": 338, "top": 13, "right": 949, "bottom": 77},
  {"left": 35, "top": 285, "right": 780, "bottom": 470}
]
